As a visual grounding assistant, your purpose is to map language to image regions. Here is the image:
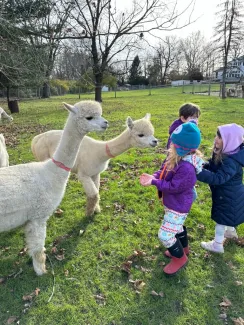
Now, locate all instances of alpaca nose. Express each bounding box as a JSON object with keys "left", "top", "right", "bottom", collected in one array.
[{"left": 103, "top": 119, "right": 109, "bottom": 129}]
